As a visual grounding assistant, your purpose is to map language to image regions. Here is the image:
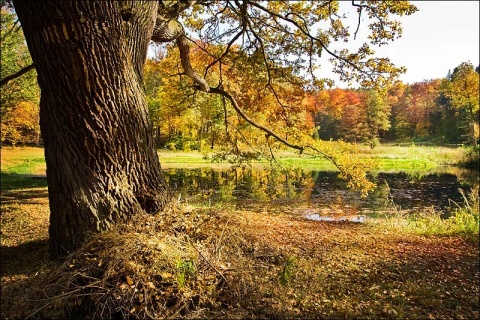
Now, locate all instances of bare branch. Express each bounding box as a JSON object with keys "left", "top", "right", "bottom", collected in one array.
[
  {"left": 202, "top": 0, "right": 248, "bottom": 76},
  {"left": 207, "top": 85, "right": 353, "bottom": 179},
  {"left": 351, "top": 1, "right": 387, "bottom": 43},
  {"left": 250, "top": 2, "right": 369, "bottom": 77},
  {"left": 351, "top": 0, "right": 363, "bottom": 40},
  {"left": 203, "top": 27, "right": 243, "bottom": 77},
  {"left": 0, "top": 63, "right": 35, "bottom": 87}
]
